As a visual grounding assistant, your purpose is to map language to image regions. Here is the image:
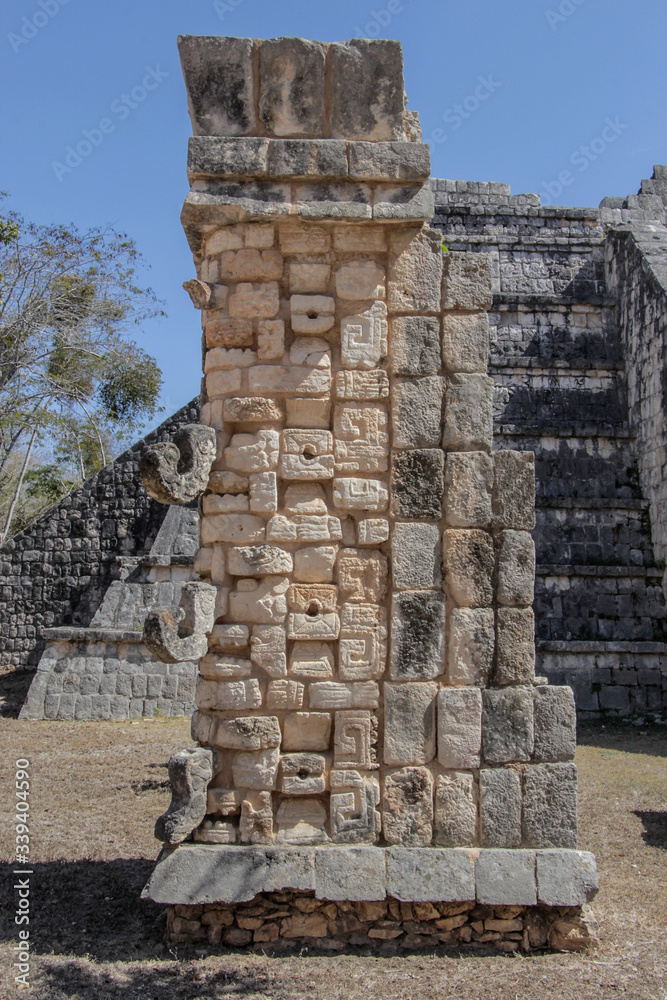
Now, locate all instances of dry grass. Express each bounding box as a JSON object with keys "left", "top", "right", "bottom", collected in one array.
[{"left": 0, "top": 706, "right": 665, "bottom": 1000}]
